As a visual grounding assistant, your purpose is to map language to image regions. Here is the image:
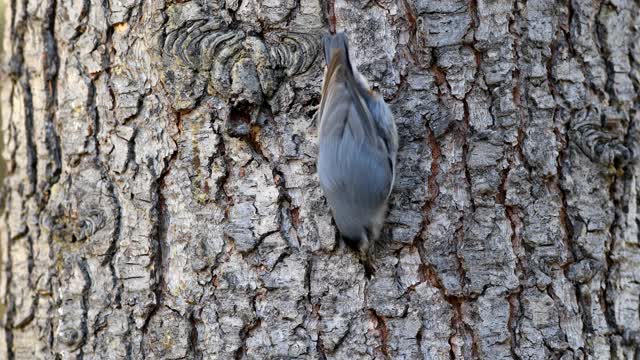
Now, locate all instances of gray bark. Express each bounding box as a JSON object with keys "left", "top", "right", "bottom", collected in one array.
[{"left": 0, "top": 0, "right": 639, "bottom": 359}]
